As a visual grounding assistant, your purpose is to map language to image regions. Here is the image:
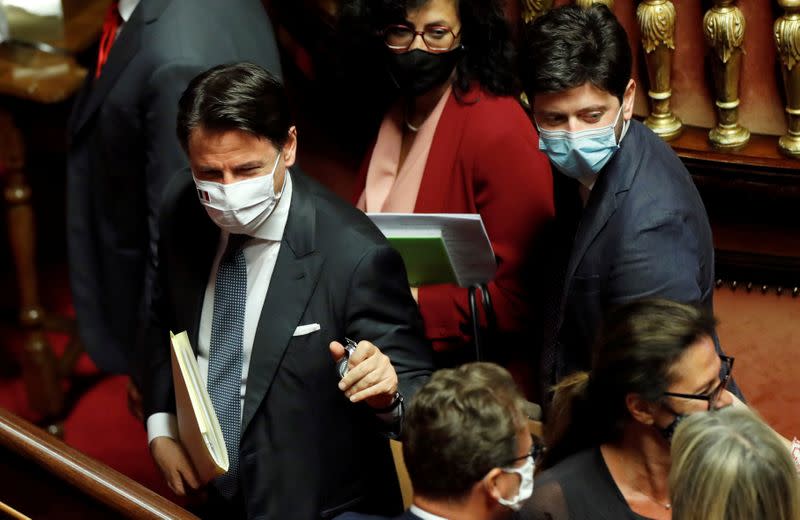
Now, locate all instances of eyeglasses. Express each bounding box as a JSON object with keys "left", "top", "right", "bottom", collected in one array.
[
  {"left": 662, "top": 355, "right": 735, "bottom": 410},
  {"left": 499, "top": 435, "right": 545, "bottom": 468},
  {"left": 381, "top": 24, "right": 460, "bottom": 53}
]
